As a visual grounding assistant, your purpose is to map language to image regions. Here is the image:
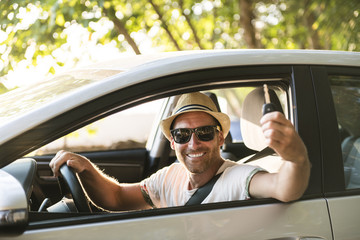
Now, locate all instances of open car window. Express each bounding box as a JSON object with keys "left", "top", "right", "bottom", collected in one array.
[
  {"left": 32, "top": 99, "right": 164, "bottom": 155},
  {"left": 26, "top": 80, "right": 291, "bottom": 218}
]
